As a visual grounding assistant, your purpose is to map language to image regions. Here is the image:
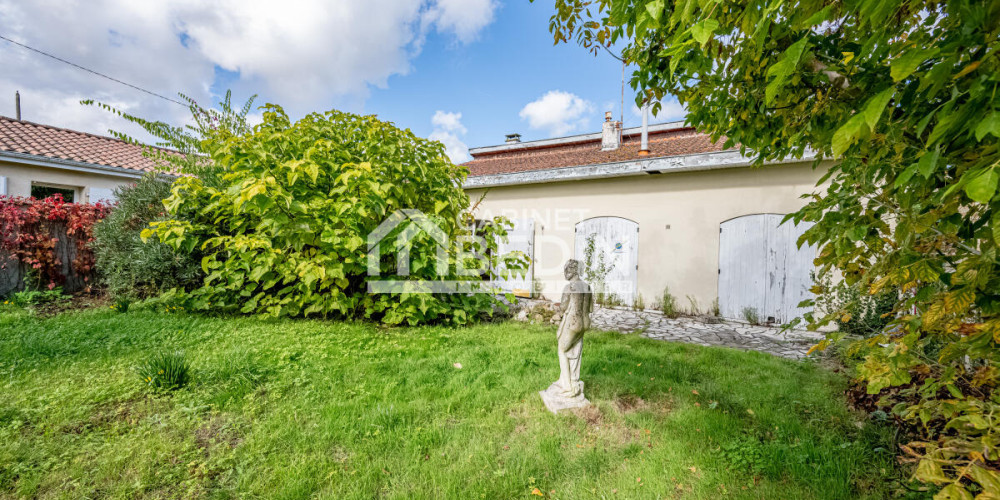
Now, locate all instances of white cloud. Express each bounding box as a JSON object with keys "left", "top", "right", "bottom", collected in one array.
[
  {"left": 431, "top": 110, "right": 467, "bottom": 134},
  {"left": 519, "top": 90, "right": 594, "bottom": 137},
  {"left": 429, "top": 110, "right": 469, "bottom": 163},
  {"left": 0, "top": 0, "right": 497, "bottom": 140},
  {"left": 422, "top": 0, "right": 497, "bottom": 43}
]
